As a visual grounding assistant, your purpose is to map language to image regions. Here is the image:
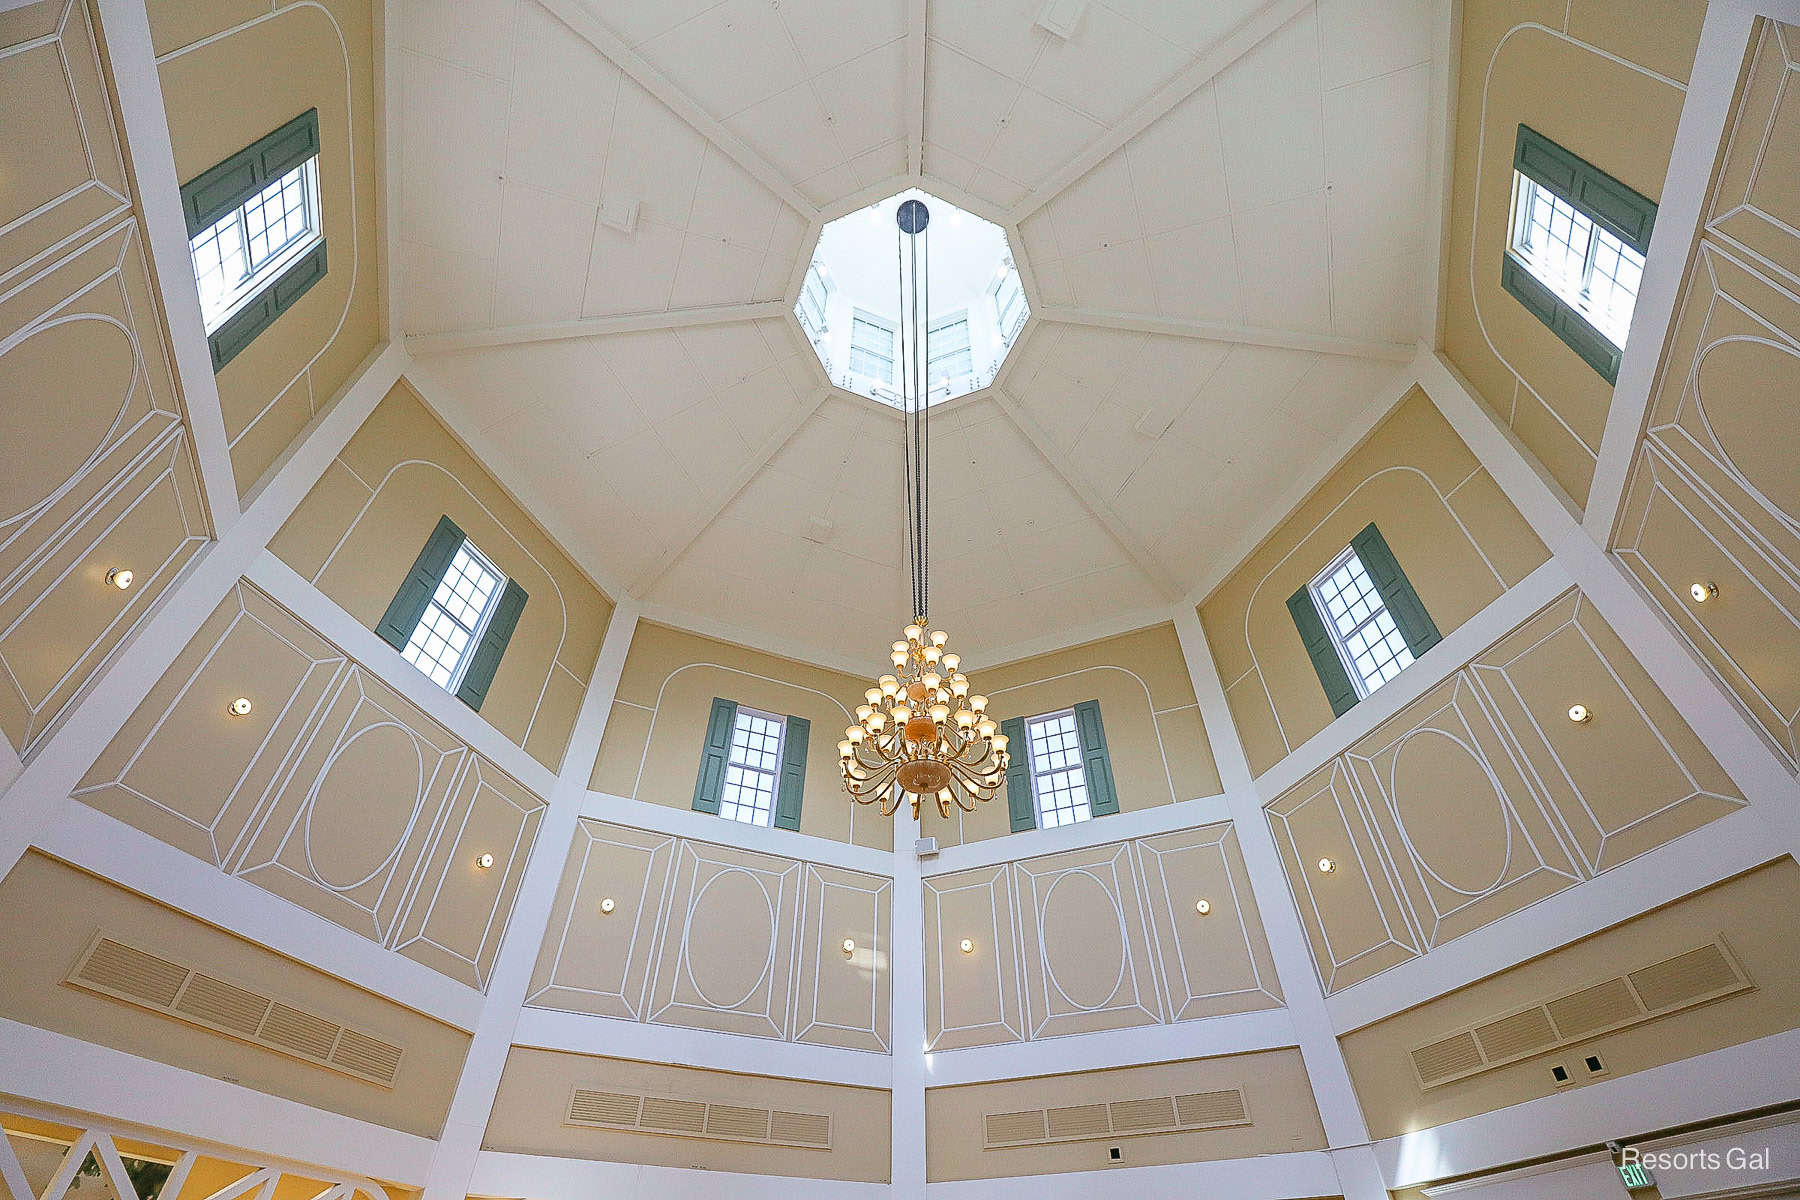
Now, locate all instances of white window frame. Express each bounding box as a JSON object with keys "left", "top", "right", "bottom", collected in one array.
[
  {"left": 848, "top": 307, "right": 897, "bottom": 388},
  {"left": 1507, "top": 171, "right": 1645, "bottom": 348},
  {"left": 400, "top": 536, "right": 508, "bottom": 694},
  {"left": 720, "top": 706, "right": 787, "bottom": 827},
  {"left": 798, "top": 260, "right": 831, "bottom": 340},
  {"left": 1307, "top": 544, "right": 1414, "bottom": 700},
  {"left": 927, "top": 309, "right": 973, "bottom": 391},
  {"left": 1024, "top": 708, "right": 1092, "bottom": 828},
  {"left": 990, "top": 259, "right": 1027, "bottom": 343},
  {"left": 188, "top": 155, "right": 323, "bottom": 335}
]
